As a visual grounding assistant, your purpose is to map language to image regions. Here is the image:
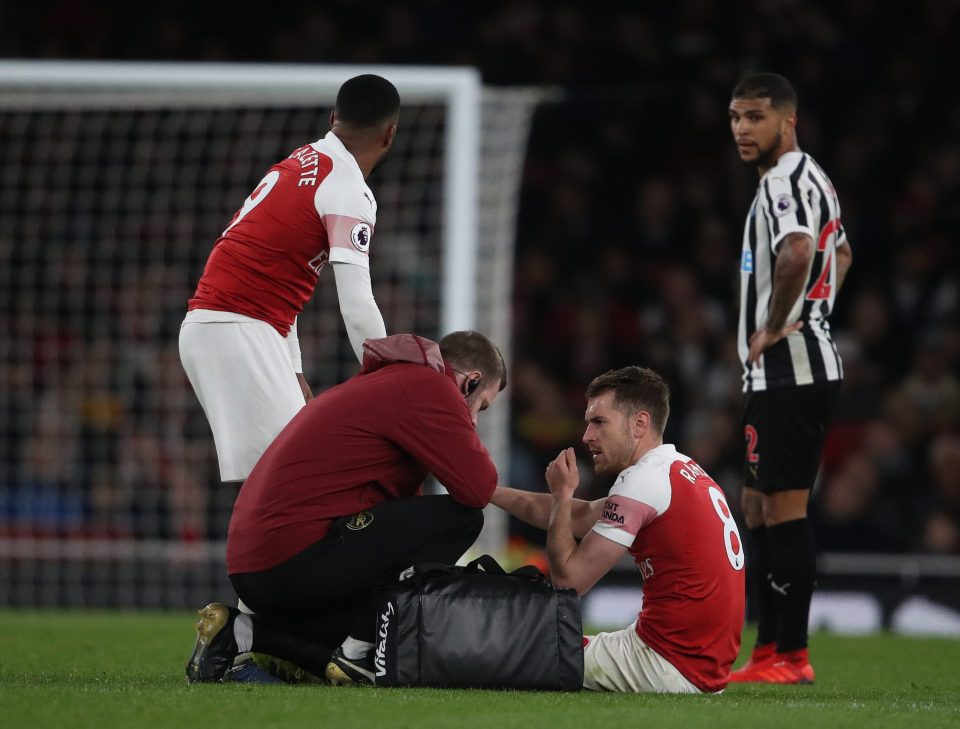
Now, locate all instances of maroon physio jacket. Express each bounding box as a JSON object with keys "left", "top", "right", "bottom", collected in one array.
[{"left": 226, "top": 334, "right": 499, "bottom": 575}]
